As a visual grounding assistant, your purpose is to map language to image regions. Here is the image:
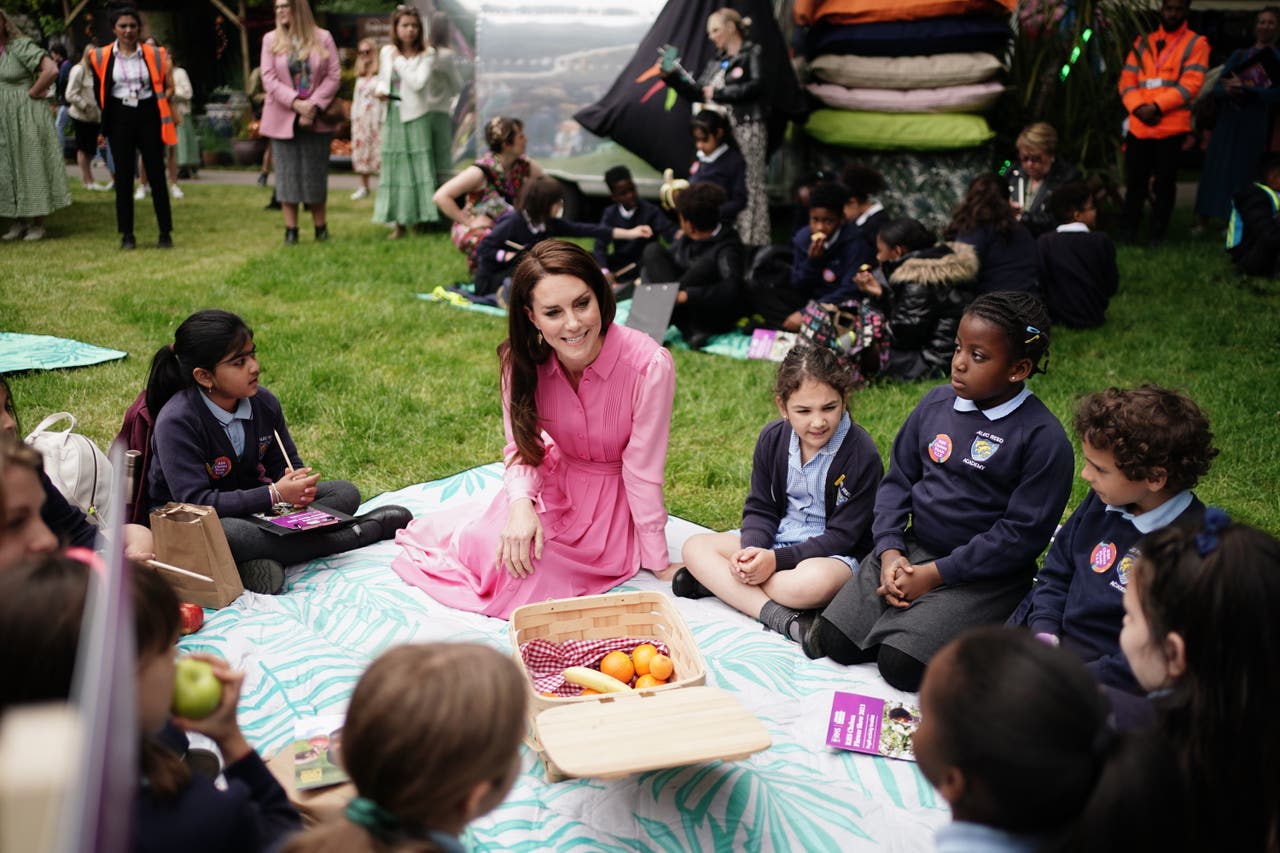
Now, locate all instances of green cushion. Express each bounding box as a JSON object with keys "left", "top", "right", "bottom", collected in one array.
[{"left": 803, "top": 109, "right": 994, "bottom": 151}]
